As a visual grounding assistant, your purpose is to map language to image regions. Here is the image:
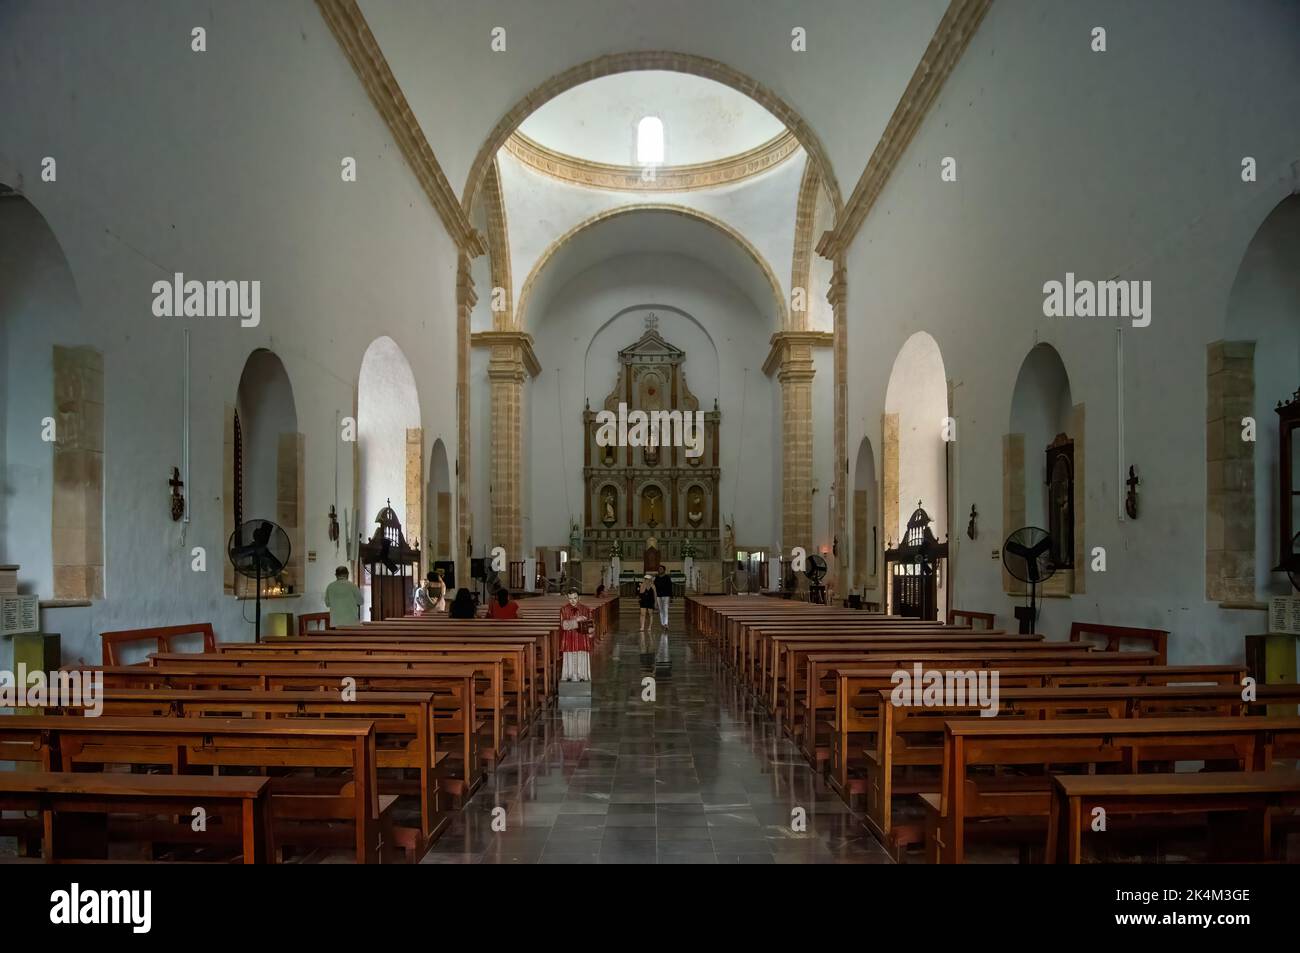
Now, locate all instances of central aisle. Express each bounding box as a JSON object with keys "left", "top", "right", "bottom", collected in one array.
[{"left": 422, "top": 605, "right": 892, "bottom": 864}]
